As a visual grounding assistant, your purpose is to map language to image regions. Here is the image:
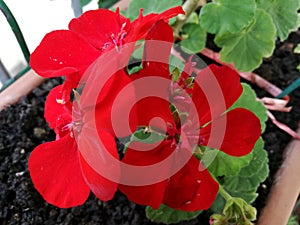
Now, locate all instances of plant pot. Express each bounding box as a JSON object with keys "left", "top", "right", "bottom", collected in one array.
[
  {"left": 257, "top": 128, "right": 300, "bottom": 225},
  {"left": 0, "top": 69, "right": 44, "bottom": 111}
]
